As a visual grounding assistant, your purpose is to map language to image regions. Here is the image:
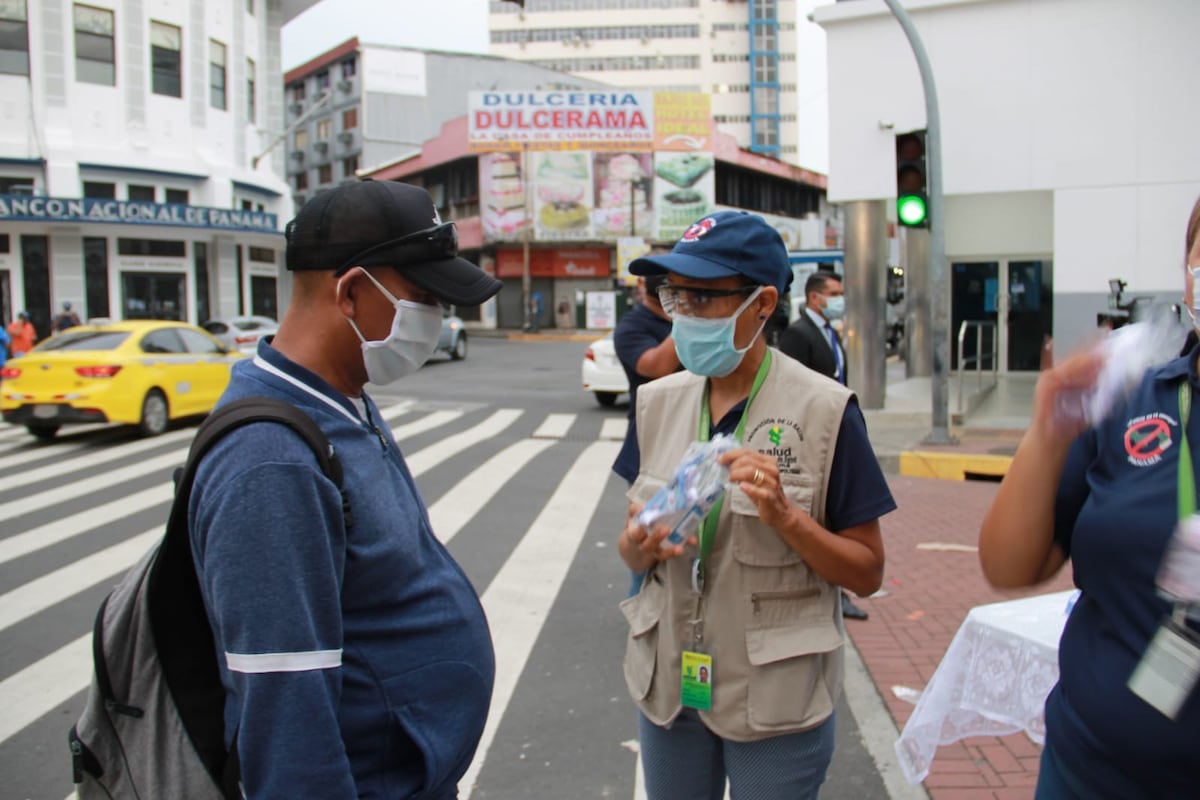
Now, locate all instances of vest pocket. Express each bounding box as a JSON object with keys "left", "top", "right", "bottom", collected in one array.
[
  {"left": 744, "top": 622, "right": 843, "bottom": 731},
  {"left": 620, "top": 573, "right": 666, "bottom": 701},
  {"left": 729, "top": 475, "right": 815, "bottom": 566}
]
